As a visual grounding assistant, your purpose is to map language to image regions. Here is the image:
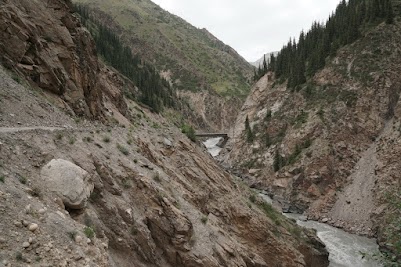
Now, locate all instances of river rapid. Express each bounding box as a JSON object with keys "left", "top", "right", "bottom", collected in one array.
[
  {"left": 284, "top": 212, "right": 382, "bottom": 267},
  {"left": 204, "top": 138, "right": 383, "bottom": 267}
]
